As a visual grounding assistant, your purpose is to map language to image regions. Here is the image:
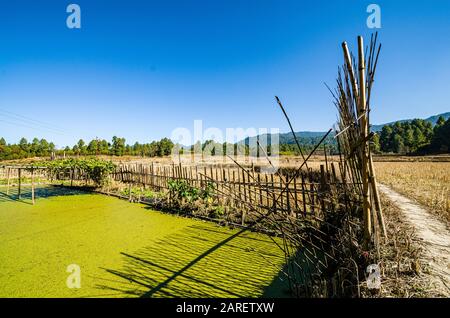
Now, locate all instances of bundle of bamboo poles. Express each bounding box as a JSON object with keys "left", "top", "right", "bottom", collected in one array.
[{"left": 330, "top": 33, "right": 386, "bottom": 244}]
